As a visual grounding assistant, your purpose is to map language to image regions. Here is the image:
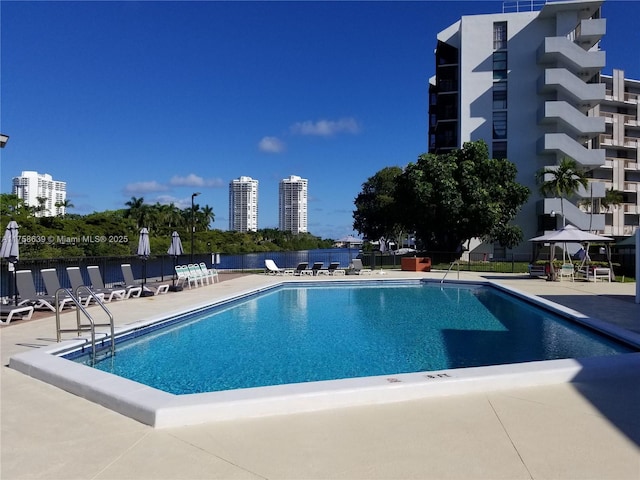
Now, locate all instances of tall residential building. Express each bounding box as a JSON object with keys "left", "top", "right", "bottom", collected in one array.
[
  {"left": 592, "top": 69, "right": 640, "bottom": 237},
  {"left": 279, "top": 175, "right": 308, "bottom": 234},
  {"left": 429, "top": 0, "right": 608, "bottom": 255},
  {"left": 12, "top": 171, "right": 67, "bottom": 217},
  {"left": 228, "top": 176, "right": 259, "bottom": 232}
]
